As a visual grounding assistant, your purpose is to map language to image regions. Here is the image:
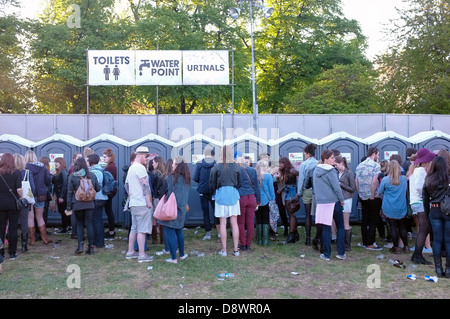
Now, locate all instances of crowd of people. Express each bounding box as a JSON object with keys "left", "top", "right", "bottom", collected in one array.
[{"left": 0, "top": 142, "right": 449, "bottom": 279}]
